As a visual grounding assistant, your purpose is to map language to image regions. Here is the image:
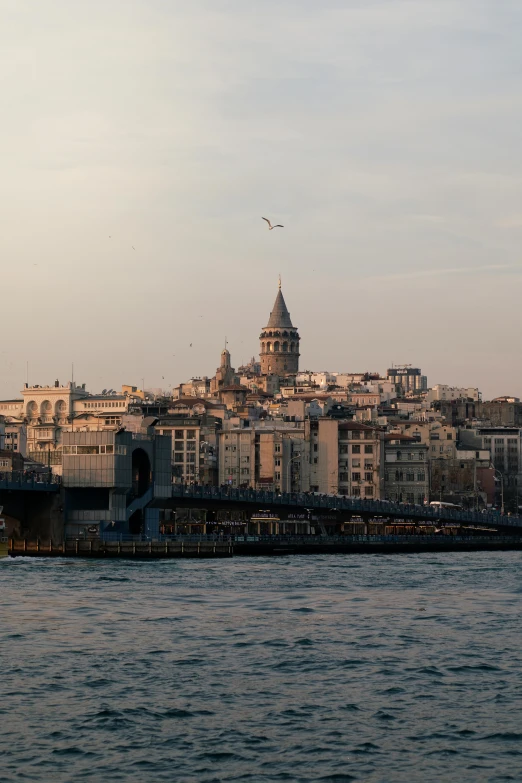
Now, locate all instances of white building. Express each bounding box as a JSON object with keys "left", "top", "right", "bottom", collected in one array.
[{"left": 426, "top": 385, "right": 481, "bottom": 403}]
